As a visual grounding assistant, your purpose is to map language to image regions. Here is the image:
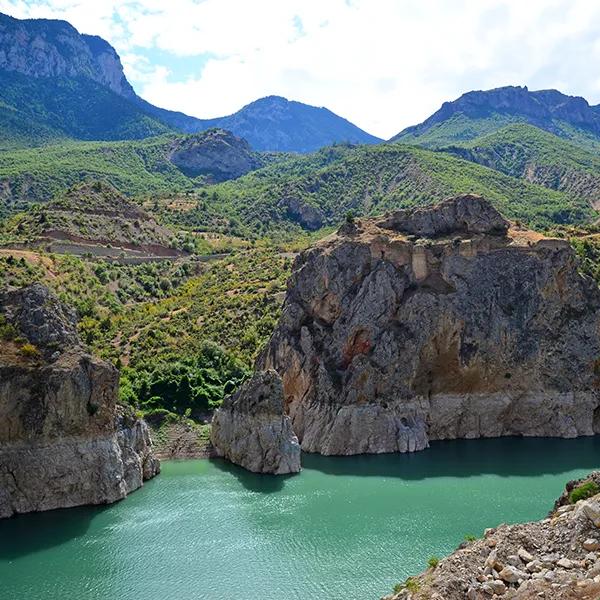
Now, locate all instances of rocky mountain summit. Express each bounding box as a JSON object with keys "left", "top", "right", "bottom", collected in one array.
[
  {"left": 385, "top": 473, "right": 600, "bottom": 599},
  {"left": 0, "top": 283, "right": 159, "bottom": 518},
  {"left": 213, "top": 195, "right": 600, "bottom": 472}
]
